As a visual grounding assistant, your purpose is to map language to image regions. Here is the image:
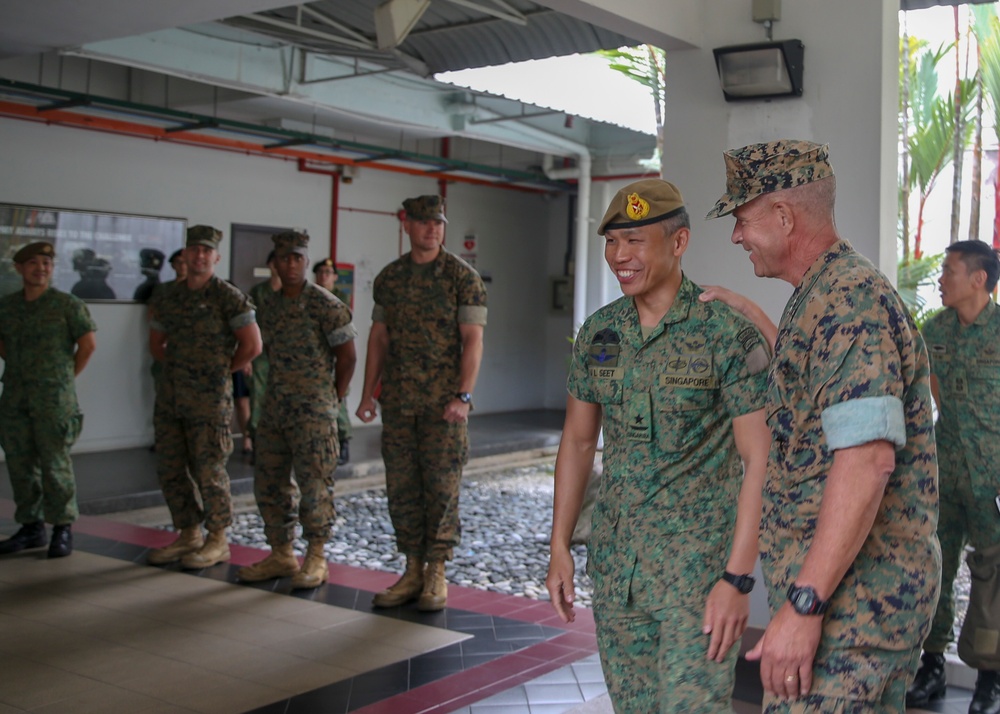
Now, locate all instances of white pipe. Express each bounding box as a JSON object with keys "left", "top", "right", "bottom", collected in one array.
[{"left": 543, "top": 153, "right": 593, "bottom": 333}]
